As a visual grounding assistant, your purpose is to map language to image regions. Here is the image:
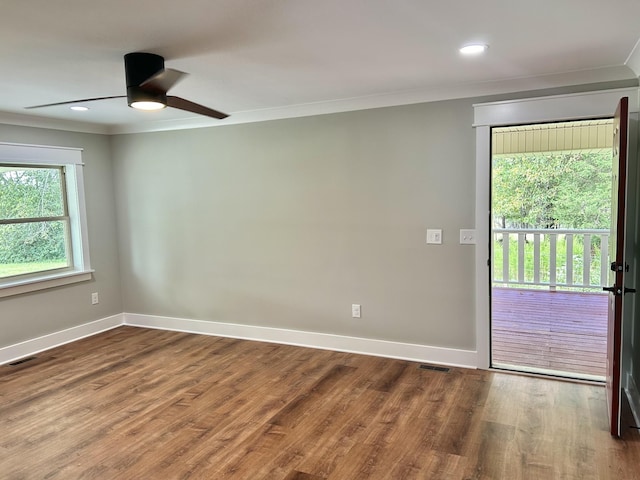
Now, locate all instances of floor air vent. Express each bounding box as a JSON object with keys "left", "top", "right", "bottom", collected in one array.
[
  {"left": 8, "top": 356, "right": 37, "bottom": 366},
  {"left": 419, "top": 364, "right": 450, "bottom": 372}
]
